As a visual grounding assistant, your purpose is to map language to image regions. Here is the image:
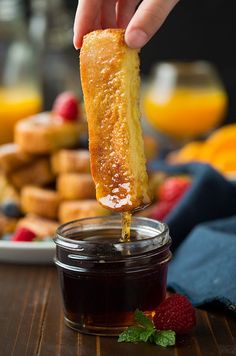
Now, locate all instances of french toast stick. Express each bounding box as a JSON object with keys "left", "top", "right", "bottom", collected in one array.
[
  {"left": 21, "top": 186, "right": 60, "bottom": 219},
  {"left": 51, "top": 149, "right": 90, "bottom": 174},
  {"left": 80, "top": 29, "right": 151, "bottom": 212},
  {"left": 59, "top": 200, "right": 109, "bottom": 223},
  {"left": 7, "top": 158, "right": 54, "bottom": 189},
  {"left": 57, "top": 173, "right": 96, "bottom": 200},
  {"left": 0, "top": 144, "right": 34, "bottom": 173},
  {"left": 17, "top": 214, "right": 59, "bottom": 239},
  {"left": 15, "top": 112, "right": 80, "bottom": 154}
]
